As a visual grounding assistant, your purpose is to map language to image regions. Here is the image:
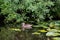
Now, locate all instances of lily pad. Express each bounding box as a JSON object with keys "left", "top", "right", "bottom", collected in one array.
[
  {"left": 9, "top": 28, "right": 21, "bottom": 32},
  {"left": 46, "top": 32, "right": 60, "bottom": 36},
  {"left": 38, "top": 30, "right": 47, "bottom": 32},
  {"left": 32, "top": 32, "right": 41, "bottom": 35},
  {"left": 52, "top": 37, "right": 60, "bottom": 40}
]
